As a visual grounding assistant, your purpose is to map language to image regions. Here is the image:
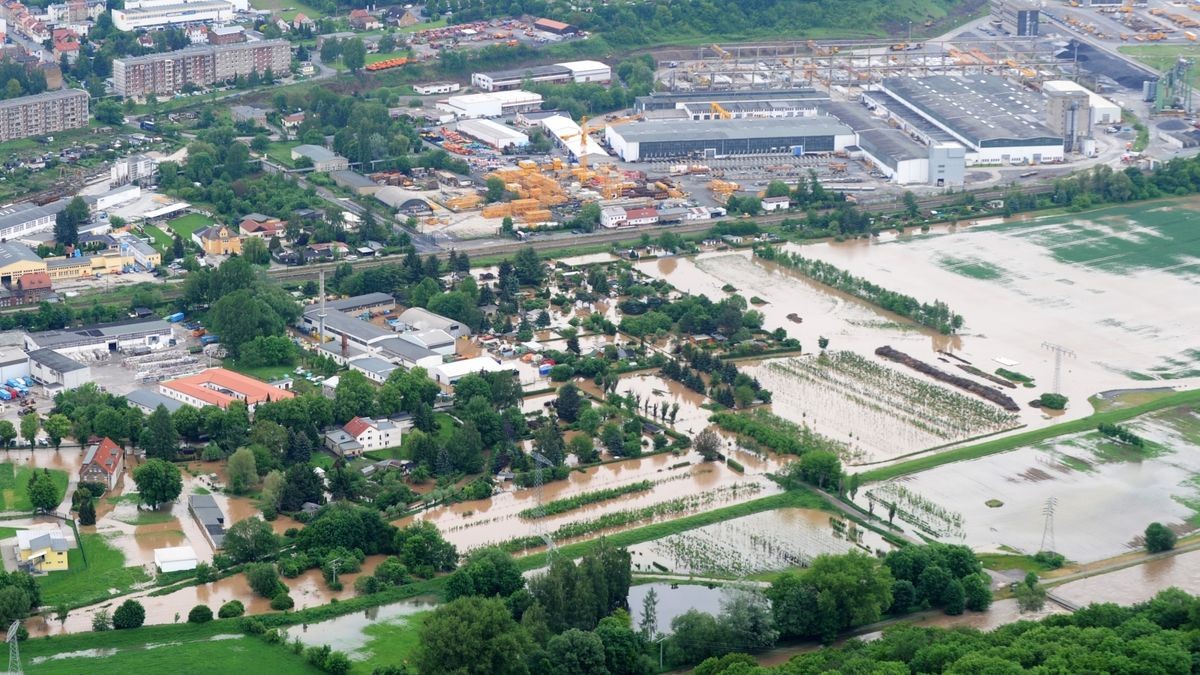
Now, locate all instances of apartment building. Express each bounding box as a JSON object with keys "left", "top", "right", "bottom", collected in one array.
[
  {"left": 113, "top": 40, "right": 290, "bottom": 98},
  {"left": 0, "top": 89, "right": 88, "bottom": 142}
]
